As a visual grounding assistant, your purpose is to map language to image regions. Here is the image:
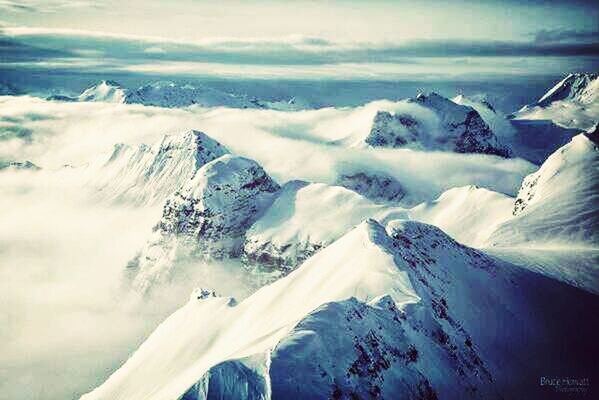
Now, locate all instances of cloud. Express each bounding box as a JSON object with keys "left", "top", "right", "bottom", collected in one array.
[
  {"left": 0, "top": 0, "right": 100, "bottom": 13},
  {"left": 534, "top": 28, "right": 599, "bottom": 44},
  {"left": 0, "top": 94, "right": 538, "bottom": 399},
  {"left": 143, "top": 46, "right": 165, "bottom": 54}
]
